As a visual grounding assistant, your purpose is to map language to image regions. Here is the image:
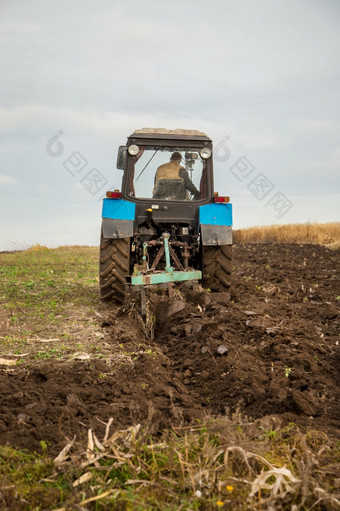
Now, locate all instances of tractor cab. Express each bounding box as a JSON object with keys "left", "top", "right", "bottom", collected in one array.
[{"left": 117, "top": 129, "right": 214, "bottom": 204}]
